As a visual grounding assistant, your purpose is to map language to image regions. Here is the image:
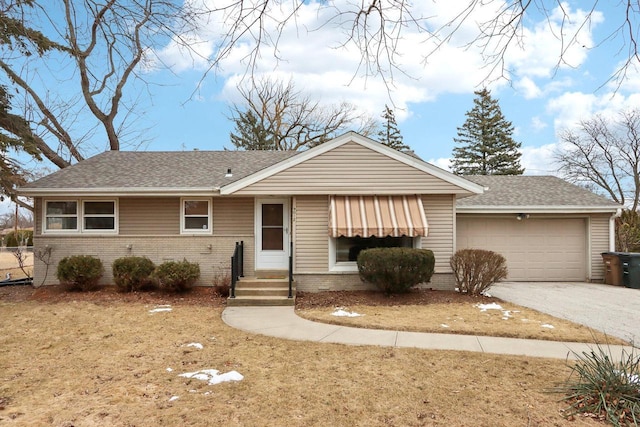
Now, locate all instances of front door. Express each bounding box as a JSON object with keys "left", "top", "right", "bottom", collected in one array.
[{"left": 255, "top": 198, "right": 290, "bottom": 270}]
